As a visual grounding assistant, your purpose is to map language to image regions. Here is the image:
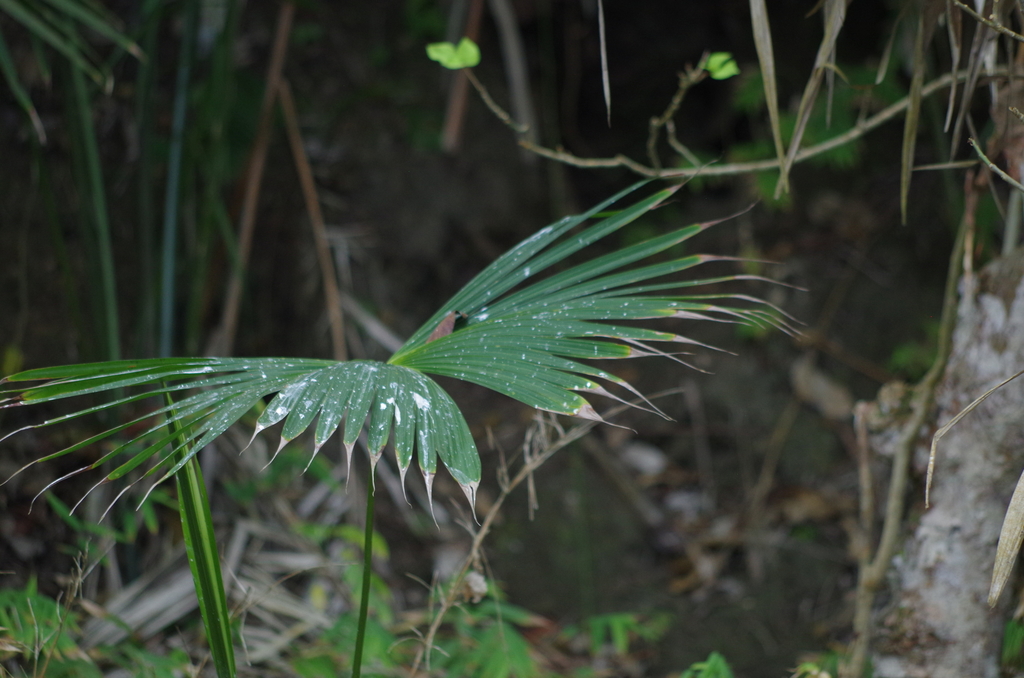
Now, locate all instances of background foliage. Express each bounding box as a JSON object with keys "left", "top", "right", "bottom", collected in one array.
[{"left": 2, "top": 0, "right": 1019, "bottom": 676}]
